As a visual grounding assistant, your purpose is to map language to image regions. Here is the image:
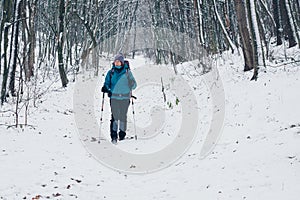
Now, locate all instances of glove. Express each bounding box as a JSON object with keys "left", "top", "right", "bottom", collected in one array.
[{"left": 101, "top": 86, "right": 108, "bottom": 93}]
